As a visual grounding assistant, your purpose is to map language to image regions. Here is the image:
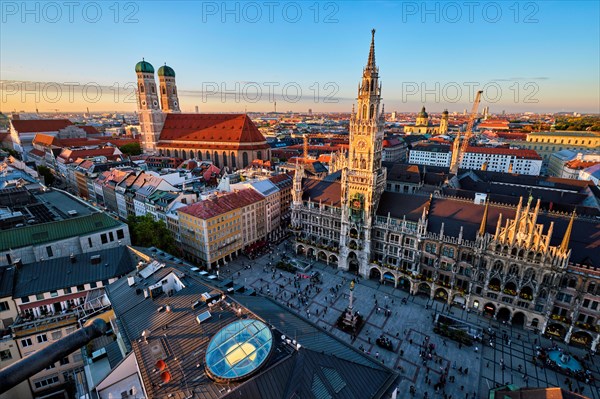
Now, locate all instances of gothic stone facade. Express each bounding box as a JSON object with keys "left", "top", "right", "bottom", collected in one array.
[{"left": 290, "top": 31, "right": 600, "bottom": 351}]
